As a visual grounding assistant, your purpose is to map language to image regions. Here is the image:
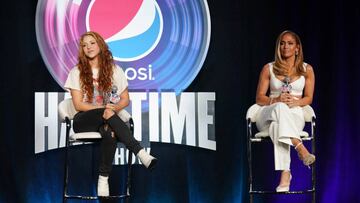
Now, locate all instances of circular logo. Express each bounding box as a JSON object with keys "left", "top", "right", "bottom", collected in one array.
[
  {"left": 36, "top": 0, "right": 211, "bottom": 92},
  {"left": 86, "top": 0, "right": 163, "bottom": 61}
]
